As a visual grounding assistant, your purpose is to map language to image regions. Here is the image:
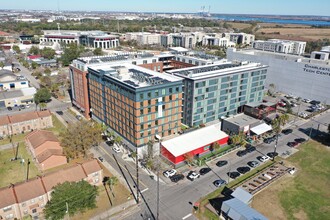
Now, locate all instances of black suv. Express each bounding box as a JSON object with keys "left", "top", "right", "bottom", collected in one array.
[
  {"left": 170, "top": 174, "right": 184, "bottom": 183},
  {"left": 227, "top": 172, "right": 240, "bottom": 179},
  {"left": 237, "top": 166, "right": 251, "bottom": 174},
  {"left": 282, "top": 129, "right": 293, "bottom": 135},
  {"left": 199, "top": 167, "right": 211, "bottom": 175},
  {"left": 236, "top": 150, "right": 247, "bottom": 157},
  {"left": 246, "top": 146, "right": 256, "bottom": 153},
  {"left": 216, "top": 160, "right": 228, "bottom": 167}
]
